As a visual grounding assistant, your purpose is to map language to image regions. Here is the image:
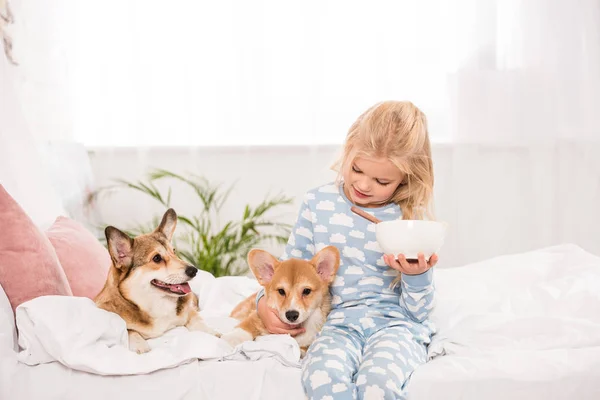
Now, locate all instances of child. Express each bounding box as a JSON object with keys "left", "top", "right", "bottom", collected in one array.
[{"left": 256, "top": 100, "right": 438, "bottom": 399}]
